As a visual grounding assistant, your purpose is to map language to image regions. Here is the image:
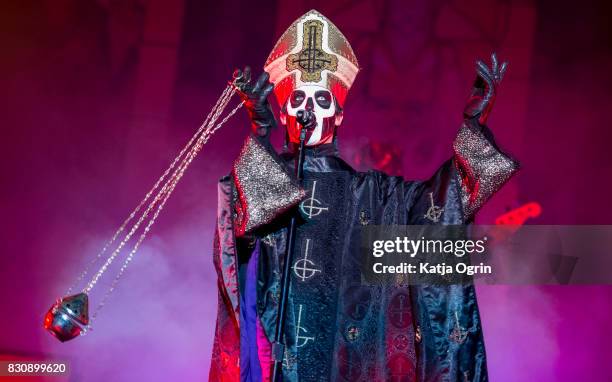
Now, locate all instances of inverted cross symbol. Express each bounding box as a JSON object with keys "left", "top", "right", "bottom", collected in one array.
[
  {"left": 424, "top": 192, "right": 444, "bottom": 223},
  {"left": 287, "top": 19, "right": 338, "bottom": 82},
  {"left": 293, "top": 238, "right": 321, "bottom": 281},
  {"left": 390, "top": 293, "right": 410, "bottom": 327},
  {"left": 299, "top": 181, "right": 328, "bottom": 218},
  {"left": 295, "top": 304, "right": 315, "bottom": 348},
  {"left": 449, "top": 310, "right": 468, "bottom": 344}
]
